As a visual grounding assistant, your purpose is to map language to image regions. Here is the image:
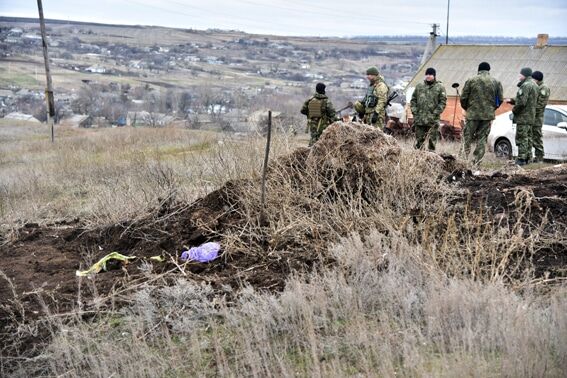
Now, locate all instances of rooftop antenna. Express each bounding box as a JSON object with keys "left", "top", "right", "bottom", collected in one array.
[{"left": 446, "top": 0, "right": 450, "bottom": 45}]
